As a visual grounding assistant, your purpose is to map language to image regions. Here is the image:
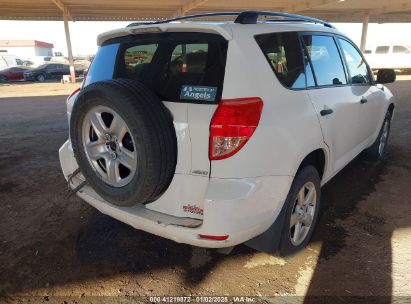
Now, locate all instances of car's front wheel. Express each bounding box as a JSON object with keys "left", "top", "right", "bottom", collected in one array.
[
  {"left": 36, "top": 74, "right": 46, "bottom": 82},
  {"left": 364, "top": 110, "right": 392, "bottom": 160},
  {"left": 279, "top": 166, "right": 321, "bottom": 256},
  {"left": 0, "top": 76, "right": 7, "bottom": 83}
]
